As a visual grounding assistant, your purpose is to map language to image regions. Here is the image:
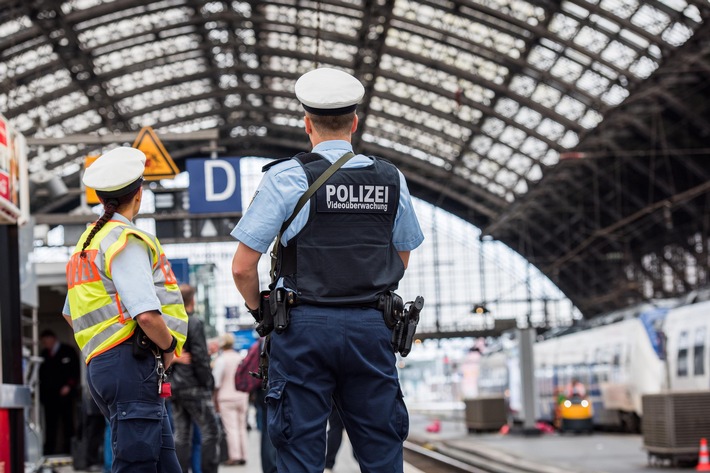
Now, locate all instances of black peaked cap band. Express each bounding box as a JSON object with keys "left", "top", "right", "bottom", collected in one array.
[
  {"left": 302, "top": 104, "right": 358, "bottom": 116},
  {"left": 96, "top": 177, "right": 144, "bottom": 200}
]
